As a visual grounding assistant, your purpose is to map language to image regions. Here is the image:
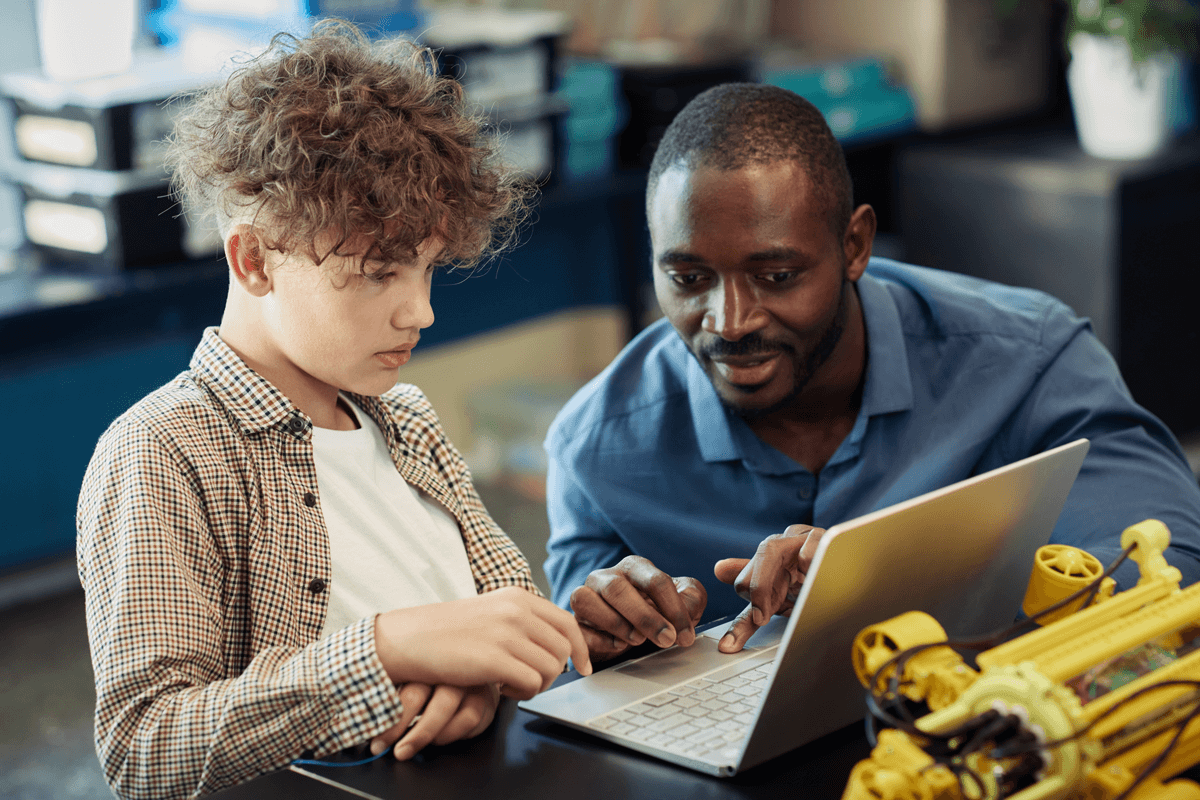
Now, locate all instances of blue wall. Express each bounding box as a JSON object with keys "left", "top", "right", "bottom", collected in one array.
[{"left": 0, "top": 174, "right": 648, "bottom": 571}]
